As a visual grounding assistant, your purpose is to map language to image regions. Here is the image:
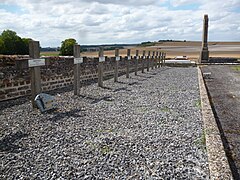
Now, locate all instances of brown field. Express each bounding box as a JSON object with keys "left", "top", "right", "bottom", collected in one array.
[{"left": 82, "top": 41, "right": 240, "bottom": 60}]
